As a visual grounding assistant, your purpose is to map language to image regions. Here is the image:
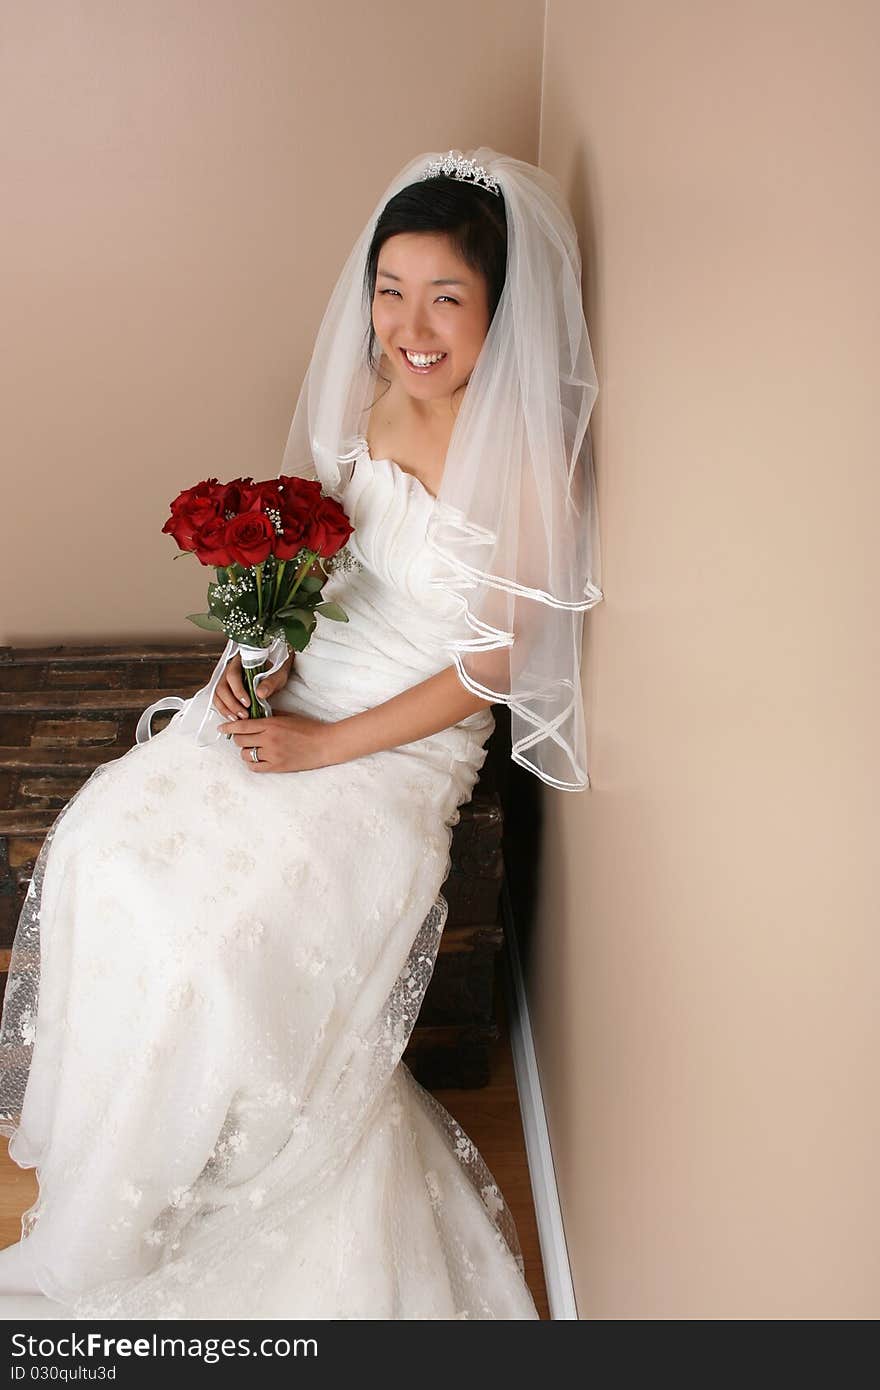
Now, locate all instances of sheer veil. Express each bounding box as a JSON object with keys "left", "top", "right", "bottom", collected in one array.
[{"left": 279, "top": 147, "right": 603, "bottom": 790}]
